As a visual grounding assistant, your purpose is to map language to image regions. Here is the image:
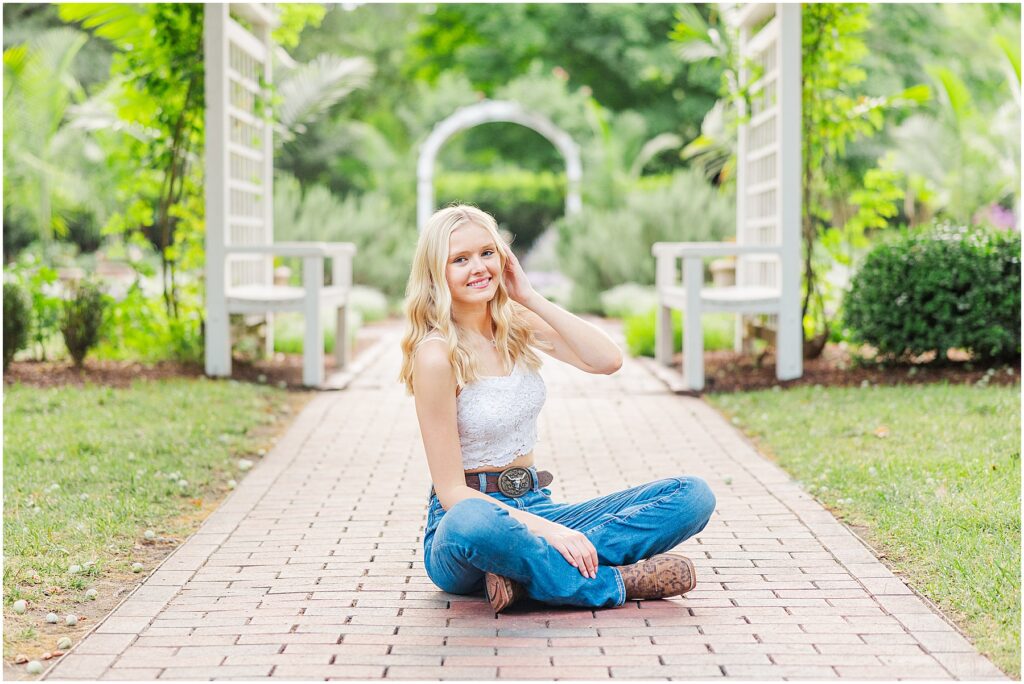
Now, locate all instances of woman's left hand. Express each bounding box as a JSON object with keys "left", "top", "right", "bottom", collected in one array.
[{"left": 501, "top": 246, "right": 538, "bottom": 307}]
